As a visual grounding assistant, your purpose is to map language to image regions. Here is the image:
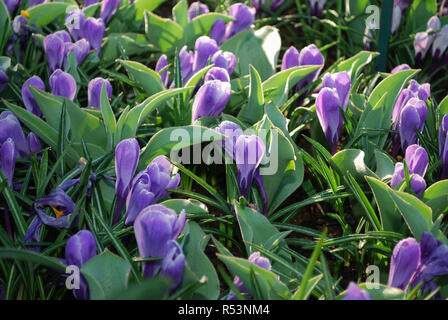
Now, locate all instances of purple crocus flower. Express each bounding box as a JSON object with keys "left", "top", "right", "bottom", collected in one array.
[
  {"left": 191, "top": 79, "right": 231, "bottom": 122},
  {"left": 65, "top": 39, "right": 90, "bottom": 66},
  {"left": 391, "top": 64, "right": 411, "bottom": 74},
  {"left": 363, "top": 25, "right": 373, "bottom": 51},
  {"left": 65, "top": 9, "right": 86, "bottom": 41},
  {"left": 49, "top": 69, "right": 77, "bottom": 101},
  {"left": 0, "top": 111, "right": 29, "bottom": 158},
  {"left": 387, "top": 238, "right": 421, "bottom": 290},
  {"left": 224, "top": 4, "right": 255, "bottom": 41},
  {"left": 44, "top": 33, "right": 66, "bottom": 73},
  {"left": 124, "top": 155, "right": 180, "bottom": 226},
  {"left": 0, "top": 69, "right": 8, "bottom": 93},
  {"left": 414, "top": 16, "right": 441, "bottom": 62},
  {"left": 281, "top": 46, "right": 299, "bottom": 71},
  {"left": 100, "top": 0, "right": 119, "bottom": 23},
  {"left": 134, "top": 204, "right": 186, "bottom": 278},
  {"left": 432, "top": 25, "right": 448, "bottom": 60},
  {"left": 188, "top": 2, "right": 209, "bottom": 20},
  {"left": 315, "top": 88, "right": 343, "bottom": 155},
  {"left": 390, "top": 144, "right": 429, "bottom": 196},
  {"left": 204, "top": 67, "right": 230, "bottom": 83},
  {"left": 27, "top": 132, "right": 41, "bottom": 154},
  {"left": 82, "top": 17, "right": 105, "bottom": 55},
  {"left": 1, "top": 138, "right": 16, "bottom": 187},
  {"left": 228, "top": 252, "right": 271, "bottom": 300},
  {"left": 192, "top": 36, "right": 218, "bottom": 73},
  {"left": 321, "top": 72, "right": 351, "bottom": 111},
  {"left": 297, "top": 44, "right": 324, "bottom": 85},
  {"left": 343, "top": 282, "right": 372, "bottom": 300},
  {"left": 21, "top": 75, "right": 45, "bottom": 117},
  {"left": 65, "top": 230, "right": 97, "bottom": 300},
  {"left": 84, "top": 0, "right": 99, "bottom": 6},
  {"left": 214, "top": 120, "right": 243, "bottom": 159},
  {"left": 391, "top": 0, "right": 410, "bottom": 34},
  {"left": 309, "top": 0, "right": 326, "bottom": 18},
  {"left": 234, "top": 135, "right": 265, "bottom": 197},
  {"left": 161, "top": 240, "right": 185, "bottom": 290},
  {"left": 3, "top": 0, "right": 21, "bottom": 13},
  {"left": 114, "top": 138, "right": 140, "bottom": 224},
  {"left": 87, "top": 77, "right": 112, "bottom": 109},
  {"left": 439, "top": 114, "right": 448, "bottom": 178},
  {"left": 399, "top": 98, "right": 427, "bottom": 151},
  {"left": 210, "top": 18, "right": 226, "bottom": 46},
  {"left": 155, "top": 54, "right": 169, "bottom": 87},
  {"left": 179, "top": 45, "right": 194, "bottom": 83},
  {"left": 34, "top": 188, "right": 76, "bottom": 229},
  {"left": 211, "top": 50, "right": 236, "bottom": 75}
]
